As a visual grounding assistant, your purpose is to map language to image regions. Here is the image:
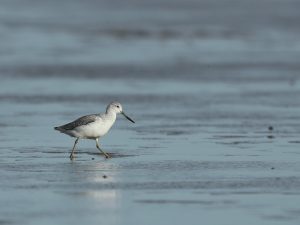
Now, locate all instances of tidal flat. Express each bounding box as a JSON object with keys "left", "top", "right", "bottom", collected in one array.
[{"left": 1, "top": 0, "right": 300, "bottom": 225}]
